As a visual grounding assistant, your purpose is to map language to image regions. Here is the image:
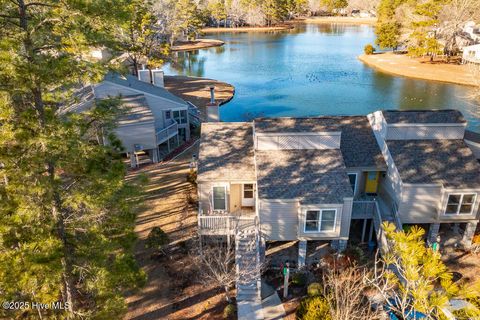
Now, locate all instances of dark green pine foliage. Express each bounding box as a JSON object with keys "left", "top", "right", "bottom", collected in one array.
[{"left": 0, "top": 0, "right": 147, "bottom": 318}]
